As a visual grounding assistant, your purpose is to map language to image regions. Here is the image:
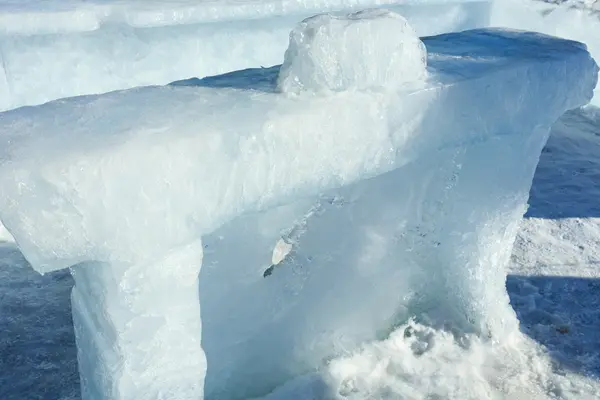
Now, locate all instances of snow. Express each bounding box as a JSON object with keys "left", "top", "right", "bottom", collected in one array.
[
  {"left": 0, "top": 20, "right": 597, "bottom": 399},
  {"left": 277, "top": 10, "right": 427, "bottom": 93},
  {"left": 0, "top": 0, "right": 492, "bottom": 112}
]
